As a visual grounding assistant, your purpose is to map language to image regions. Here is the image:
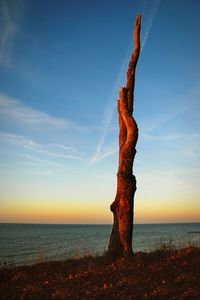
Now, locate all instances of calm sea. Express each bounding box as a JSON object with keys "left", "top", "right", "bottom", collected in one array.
[{"left": 0, "top": 223, "right": 200, "bottom": 266}]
